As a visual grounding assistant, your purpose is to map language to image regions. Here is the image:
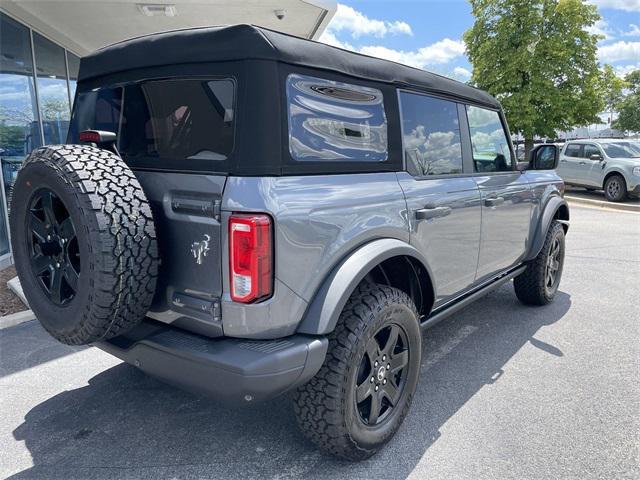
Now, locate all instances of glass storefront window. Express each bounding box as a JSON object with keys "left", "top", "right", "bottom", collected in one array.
[
  {"left": 0, "top": 13, "right": 43, "bottom": 256},
  {"left": 33, "top": 32, "right": 71, "bottom": 145},
  {"left": 67, "top": 53, "right": 80, "bottom": 106}
]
